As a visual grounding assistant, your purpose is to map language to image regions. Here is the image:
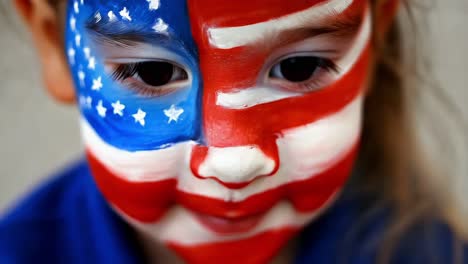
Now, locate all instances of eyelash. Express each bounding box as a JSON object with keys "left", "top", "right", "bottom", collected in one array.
[{"left": 110, "top": 61, "right": 189, "bottom": 97}]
